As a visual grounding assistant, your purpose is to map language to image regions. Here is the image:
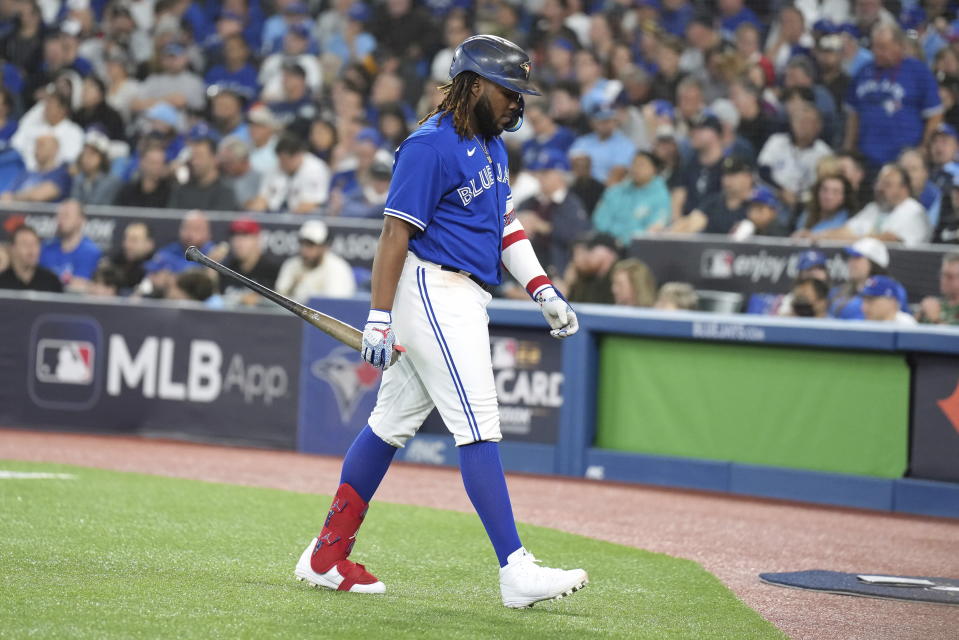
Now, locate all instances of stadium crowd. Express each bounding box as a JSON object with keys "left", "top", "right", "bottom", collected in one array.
[{"left": 0, "top": 0, "right": 957, "bottom": 325}]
